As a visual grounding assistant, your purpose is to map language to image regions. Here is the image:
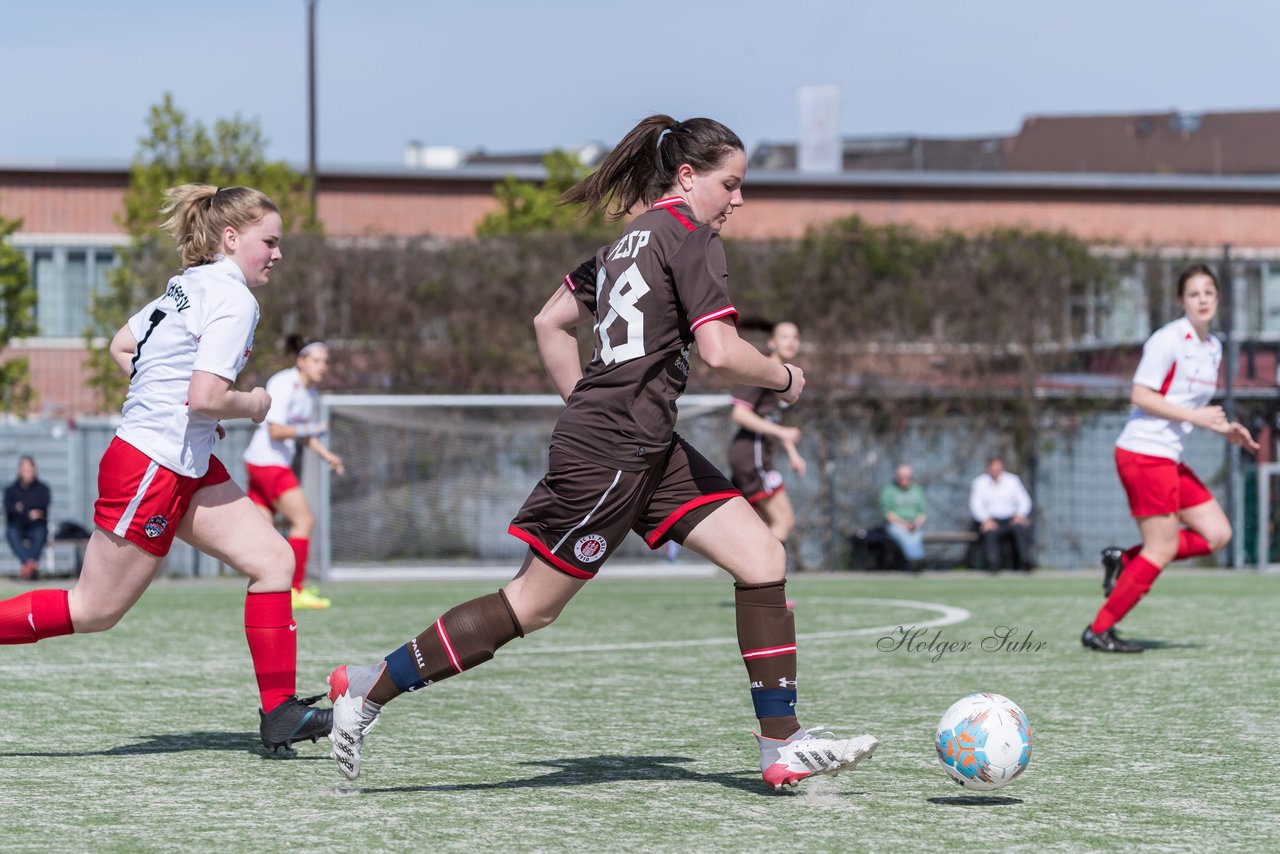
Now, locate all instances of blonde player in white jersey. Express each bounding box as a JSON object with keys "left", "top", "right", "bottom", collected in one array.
[
  {"left": 1084, "top": 263, "right": 1258, "bottom": 653},
  {"left": 244, "top": 337, "right": 344, "bottom": 609},
  {"left": 0, "top": 184, "right": 332, "bottom": 752}
]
